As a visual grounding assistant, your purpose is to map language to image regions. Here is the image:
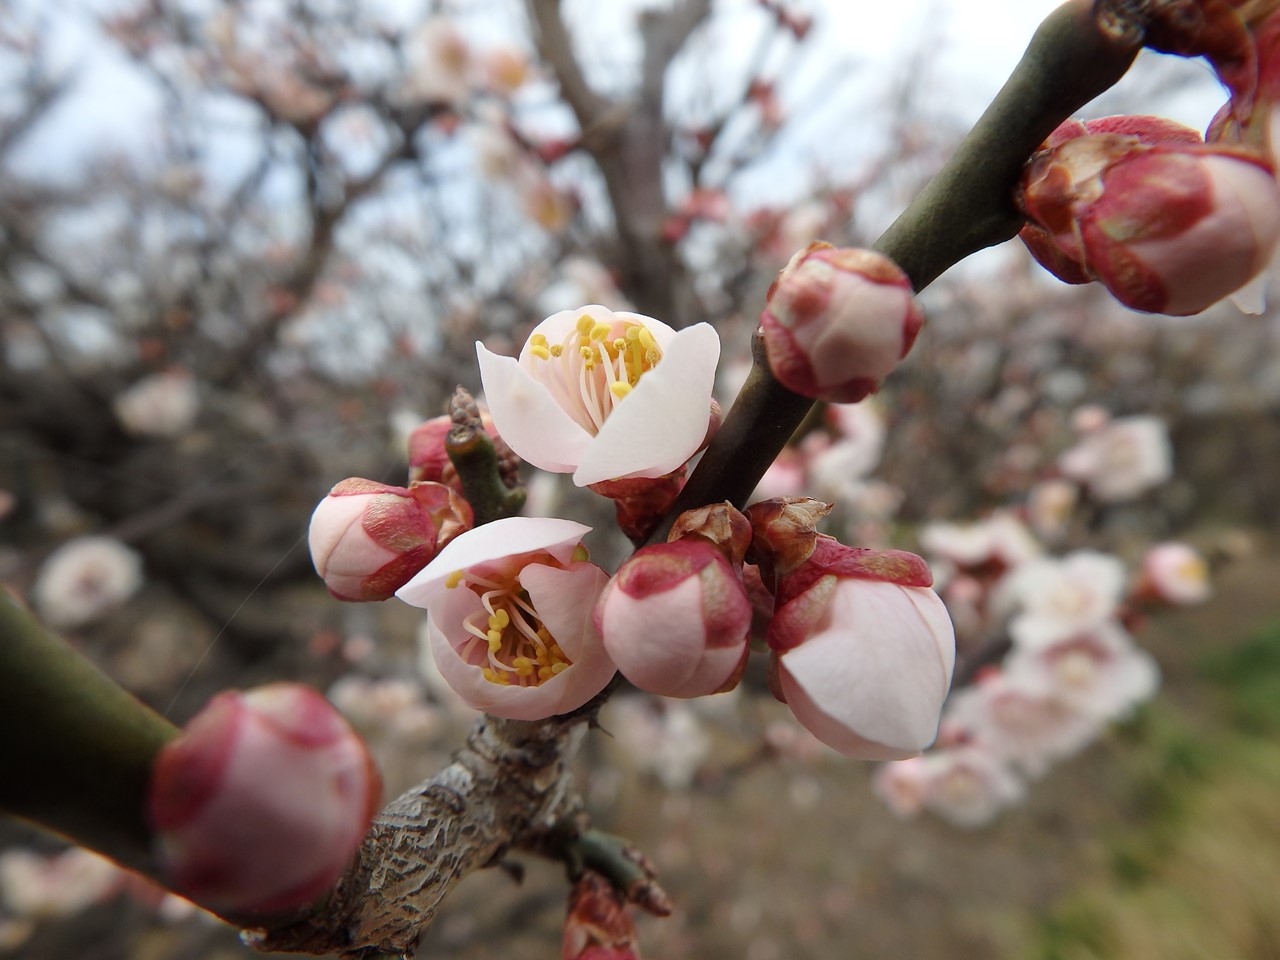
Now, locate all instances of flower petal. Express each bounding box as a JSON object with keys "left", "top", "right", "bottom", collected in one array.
[
  {"left": 396, "top": 516, "right": 591, "bottom": 607},
  {"left": 573, "top": 323, "right": 720, "bottom": 486},
  {"left": 477, "top": 343, "right": 591, "bottom": 474}
]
